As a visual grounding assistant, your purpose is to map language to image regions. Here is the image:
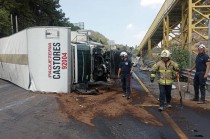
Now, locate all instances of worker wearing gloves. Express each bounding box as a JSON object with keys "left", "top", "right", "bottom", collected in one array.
[
  {"left": 150, "top": 49, "right": 179, "bottom": 111},
  {"left": 188, "top": 44, "right": 210, "bottom": 104},
  {"left": 118, "top": 52, "right": 133, "bottom": 99}
]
